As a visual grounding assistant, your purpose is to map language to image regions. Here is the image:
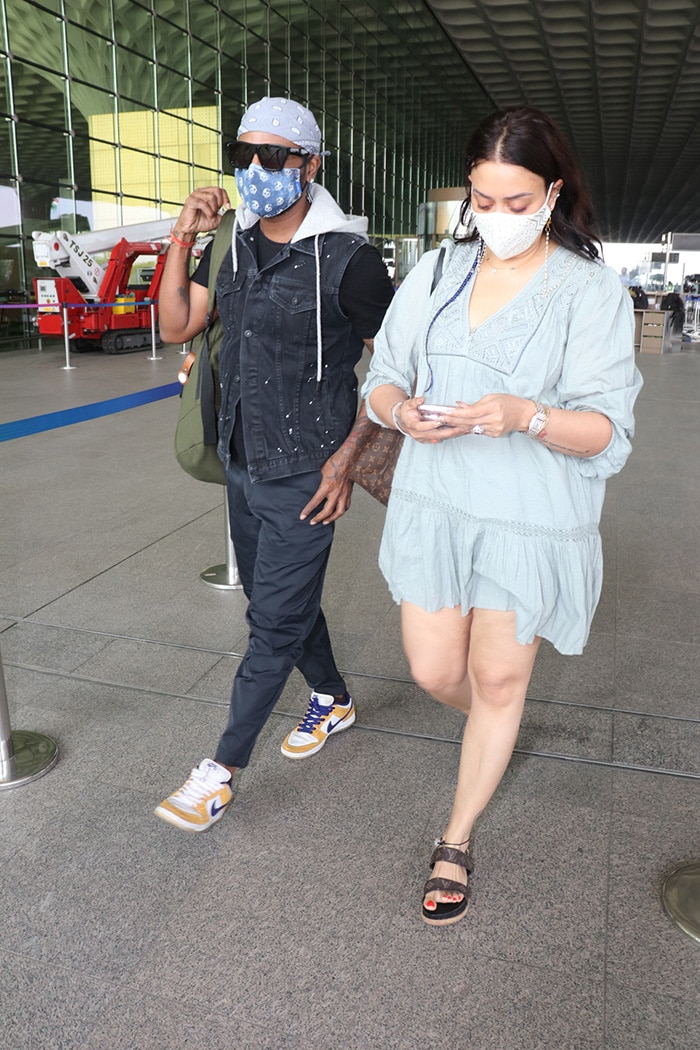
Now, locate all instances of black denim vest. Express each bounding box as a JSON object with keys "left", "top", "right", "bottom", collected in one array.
[{"left": 215, "top": 228, "right": 366, "bottom": 482}]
